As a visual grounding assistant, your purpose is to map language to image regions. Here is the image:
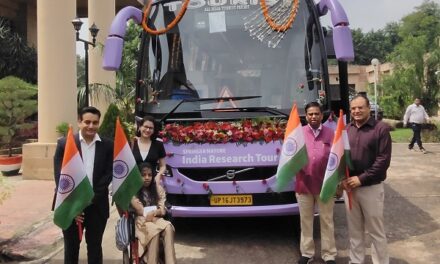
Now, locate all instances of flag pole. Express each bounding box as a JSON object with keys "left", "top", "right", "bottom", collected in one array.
[
  {"left": 345, "top": 158, "right": 353, "bottom": 210},
  {"left": 76, "top": 219, "right": 83, "bottom": 241},
  {"left": 73, "top": 121, "right": 83, "bottom": 241},
  {"left": 341, "top": 109, "right": 353, "bottom": 211}
]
